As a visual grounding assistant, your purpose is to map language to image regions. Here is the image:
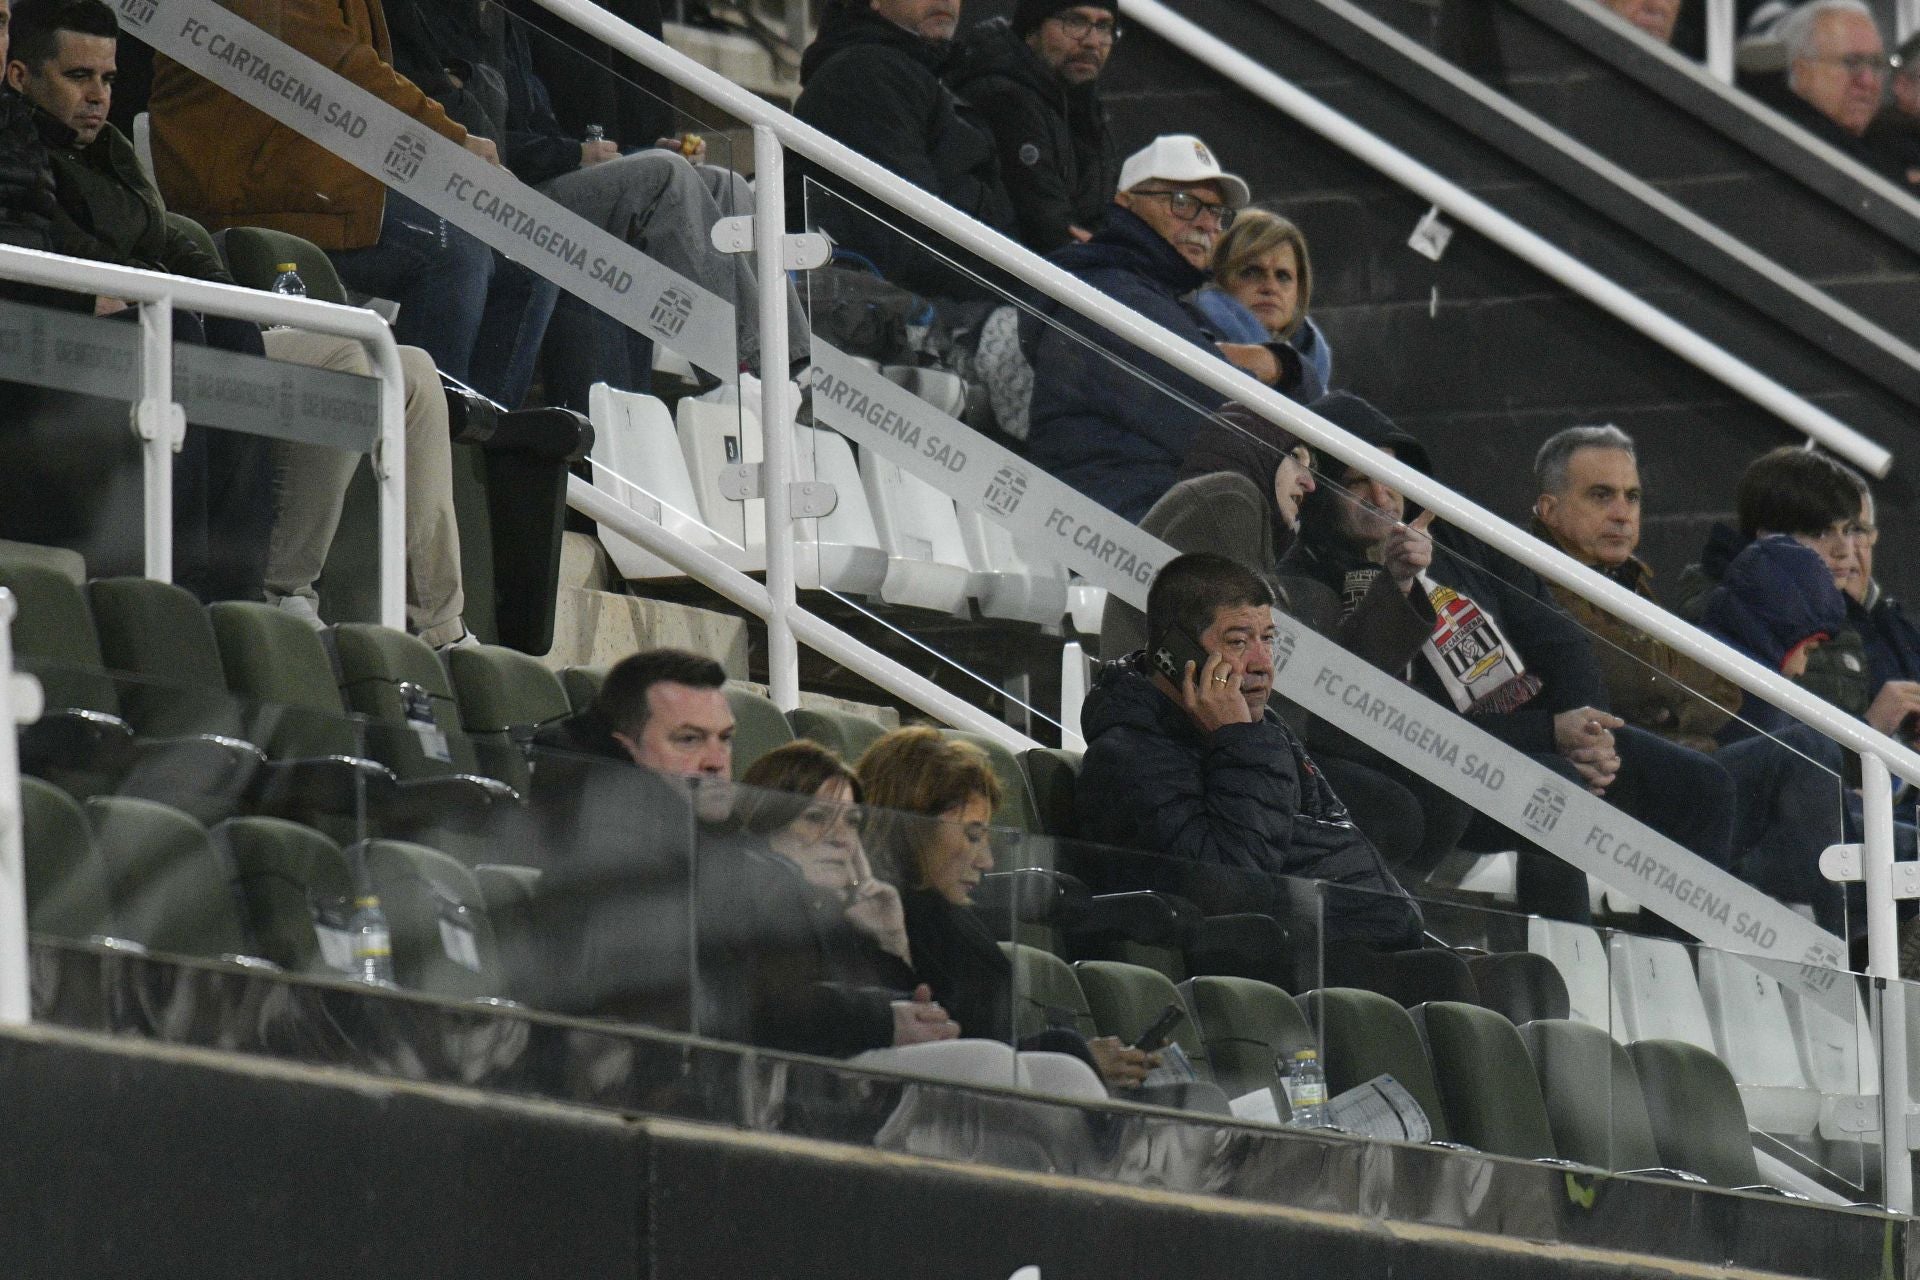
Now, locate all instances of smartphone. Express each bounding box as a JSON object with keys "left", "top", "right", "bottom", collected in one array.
[
  {"left": 1132, "top": 1002, "right": 1186, "bottom": 1052},
  {"left": 1148, "top": 623, "right": 1212, "bottom": 685}
]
